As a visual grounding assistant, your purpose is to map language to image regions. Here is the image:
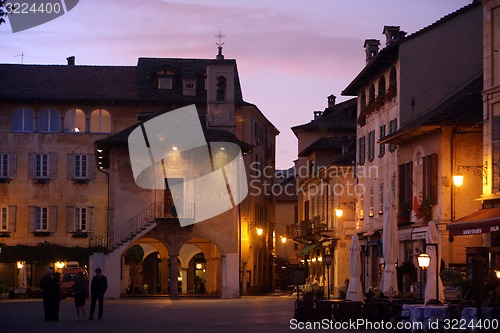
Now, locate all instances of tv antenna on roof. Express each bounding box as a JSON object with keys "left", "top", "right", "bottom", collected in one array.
[{"left": 15, "top": 53, "right": 24, "bottom": 64}]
